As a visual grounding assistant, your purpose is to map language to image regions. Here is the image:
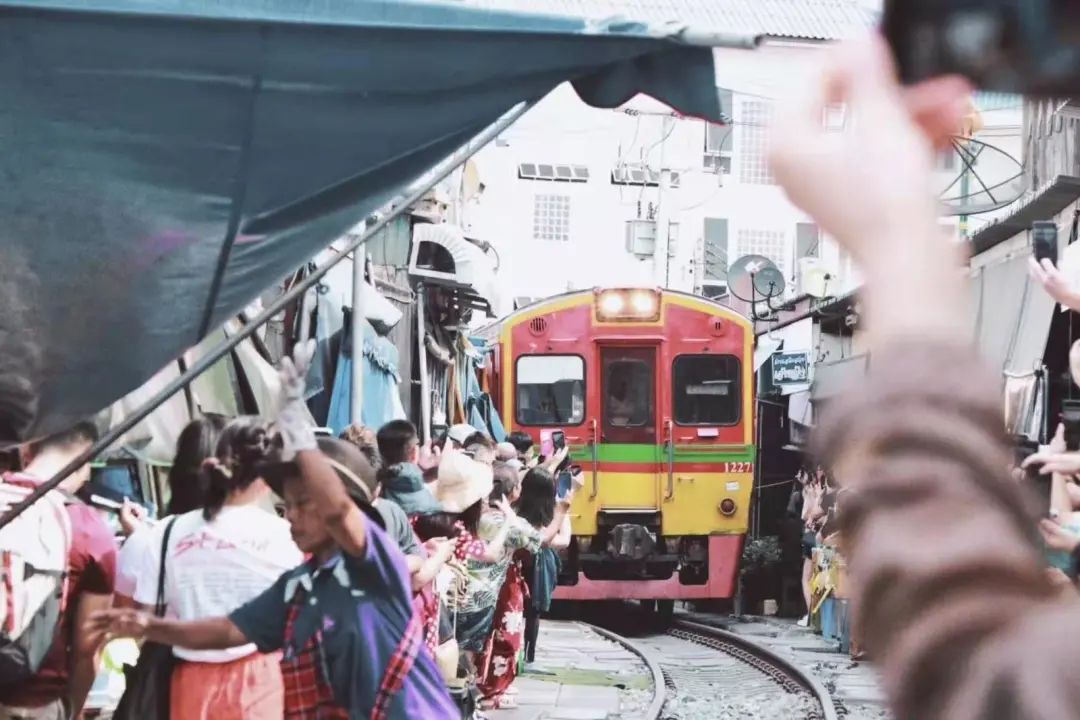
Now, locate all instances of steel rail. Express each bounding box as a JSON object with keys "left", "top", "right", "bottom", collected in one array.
[
  {"left": 0, "top": 100, "right": 532, "bottom": 531},
  {"left": 585, "top": 622, "right": 667, "bottom": 720},
  {"left": 670, "top": 619, "right": 839, "bottom": 720}
]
